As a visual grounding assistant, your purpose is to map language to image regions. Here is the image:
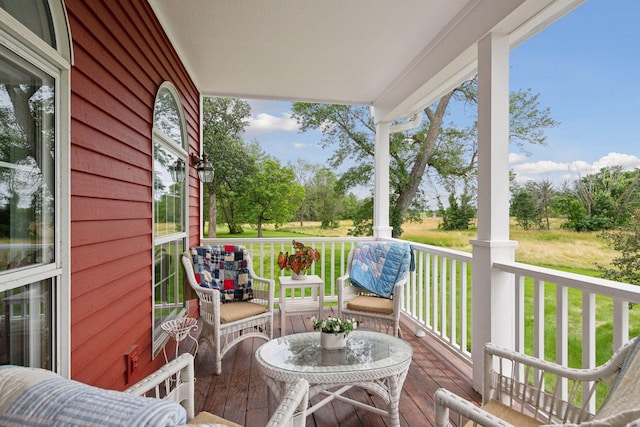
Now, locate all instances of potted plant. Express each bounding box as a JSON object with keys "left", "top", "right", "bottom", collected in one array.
[
  {"left": 311, "top": 316, "right": 357, "bottom": 350},
  {"left": 277, "top": 240, "right": 320, "bottom": 279}
]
